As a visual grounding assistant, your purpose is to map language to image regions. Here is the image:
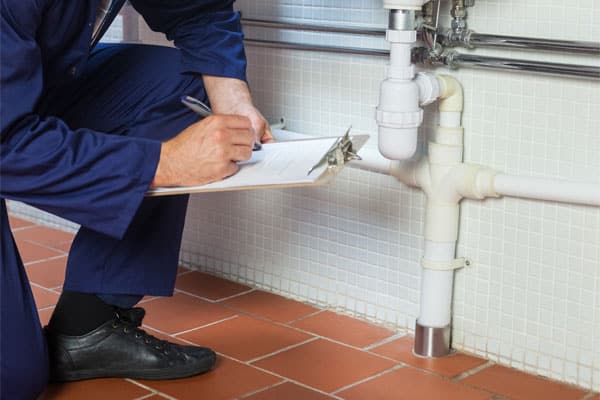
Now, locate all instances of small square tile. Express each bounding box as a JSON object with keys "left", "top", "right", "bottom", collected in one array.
[
  {"left": 42, "top": 378, "right": 151, "bottom": 399},
  {"left": 371, "top": 336, "right": 488, "bottom": 377},
  {"left": 179, "top": 315, "right": 313, "bottom": 361},
  {"left": 25, "top": 256, "right": 67, "bottom": 289},
  {"left": 13, "top": 226, "right": 74, "bottom": 248},
  {"left": 253, "top": 339, "right": 397, "bottom": 393},
  {"left": 461, "top": 365, "right": 588, "bottom": 400},
  {"left": 175, "top": 271, "right": 251, "bottom": 301},
  {"left": 292, "top": 311, "right": 394, "bottom": 348},
  {"left": 15, "top": 240, "right": 63, "bottom": 264},
  {"left": 31, "top": 286, "right": 60, "bottom": 309},
  {"left": 140, "top": 293, "right": 236, "bottom": 334},
  {"left": 244, "top": 382, "right": 334, "bottom": 400},
  {"left": 139, "top": 356, "right": 281, "bottom": 400},
  {"left": 222, "top": 291, "right": 318, "bottom": 323},
  {"left": 337, "top": 367, "right": 492, "bottom": 400}
]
